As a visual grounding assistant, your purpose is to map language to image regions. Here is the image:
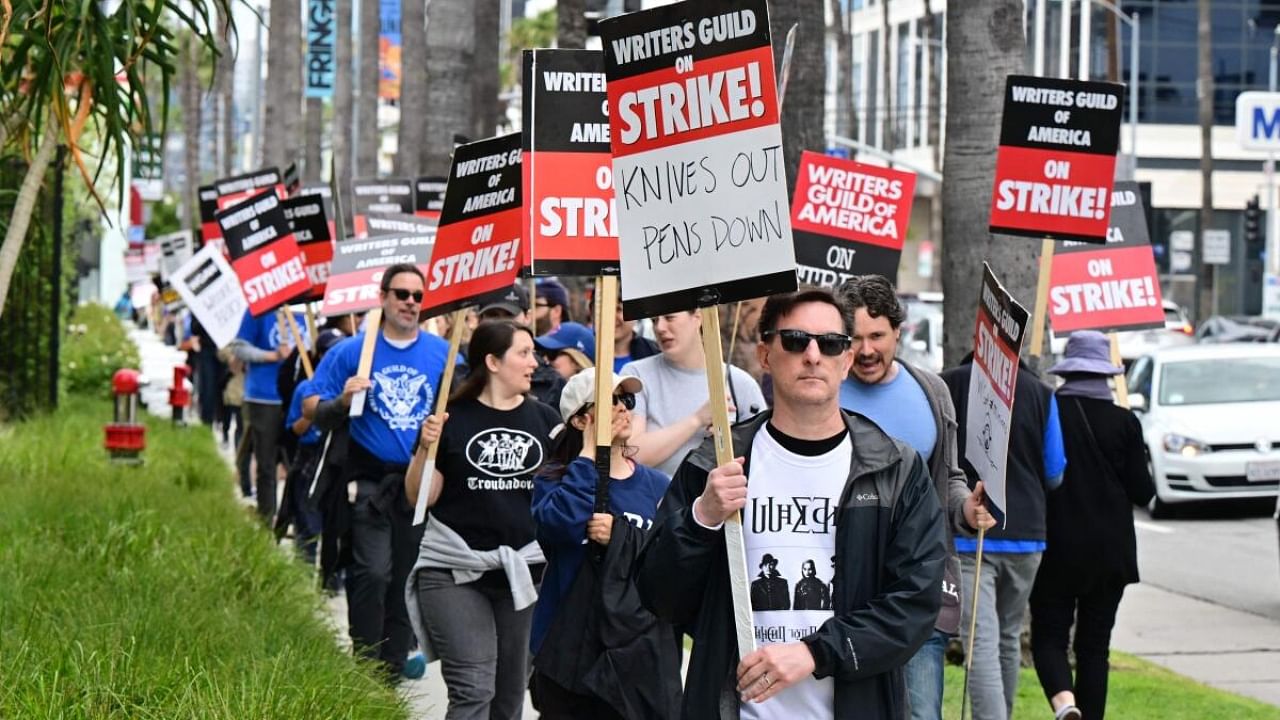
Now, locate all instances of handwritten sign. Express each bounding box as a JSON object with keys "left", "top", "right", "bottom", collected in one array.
[
  {"left": 420, "top": 133, "right": 523, "bottom": 317},
  {"left": 600, "top": 0, "right": 796, "bottom": 318},
  {"left": 169, "top": 244, "right": 249, "bottom": 348},
  {"left": 1049, "top": 181, "right": 1165, "bottom": 334},
  {"left": 791, "top": 151, "right": 916, "bottom": 286},
  {"left": 158, "top": 230, "right": 194, "bottom": 279},
  {"left": 965, "top": 263, "right": 1029, "bottom": 525},
  {"left": 524, "top": 48, "right": 619, "bottom": 276},
  {"left": 216, "top": 190, "right": 311, "bottom": 316},
  {"left": 990, "top": 75, "right": 1124, "bottom": 243}
]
